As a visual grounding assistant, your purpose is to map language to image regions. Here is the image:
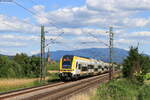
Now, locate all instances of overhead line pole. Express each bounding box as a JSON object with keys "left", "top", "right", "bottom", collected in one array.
[
  {"left": 109, "top": 26, "right": 114, "bottom": 80},
  {"left": 40, "top": 25, "right": 45, "bottom": 82}
]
